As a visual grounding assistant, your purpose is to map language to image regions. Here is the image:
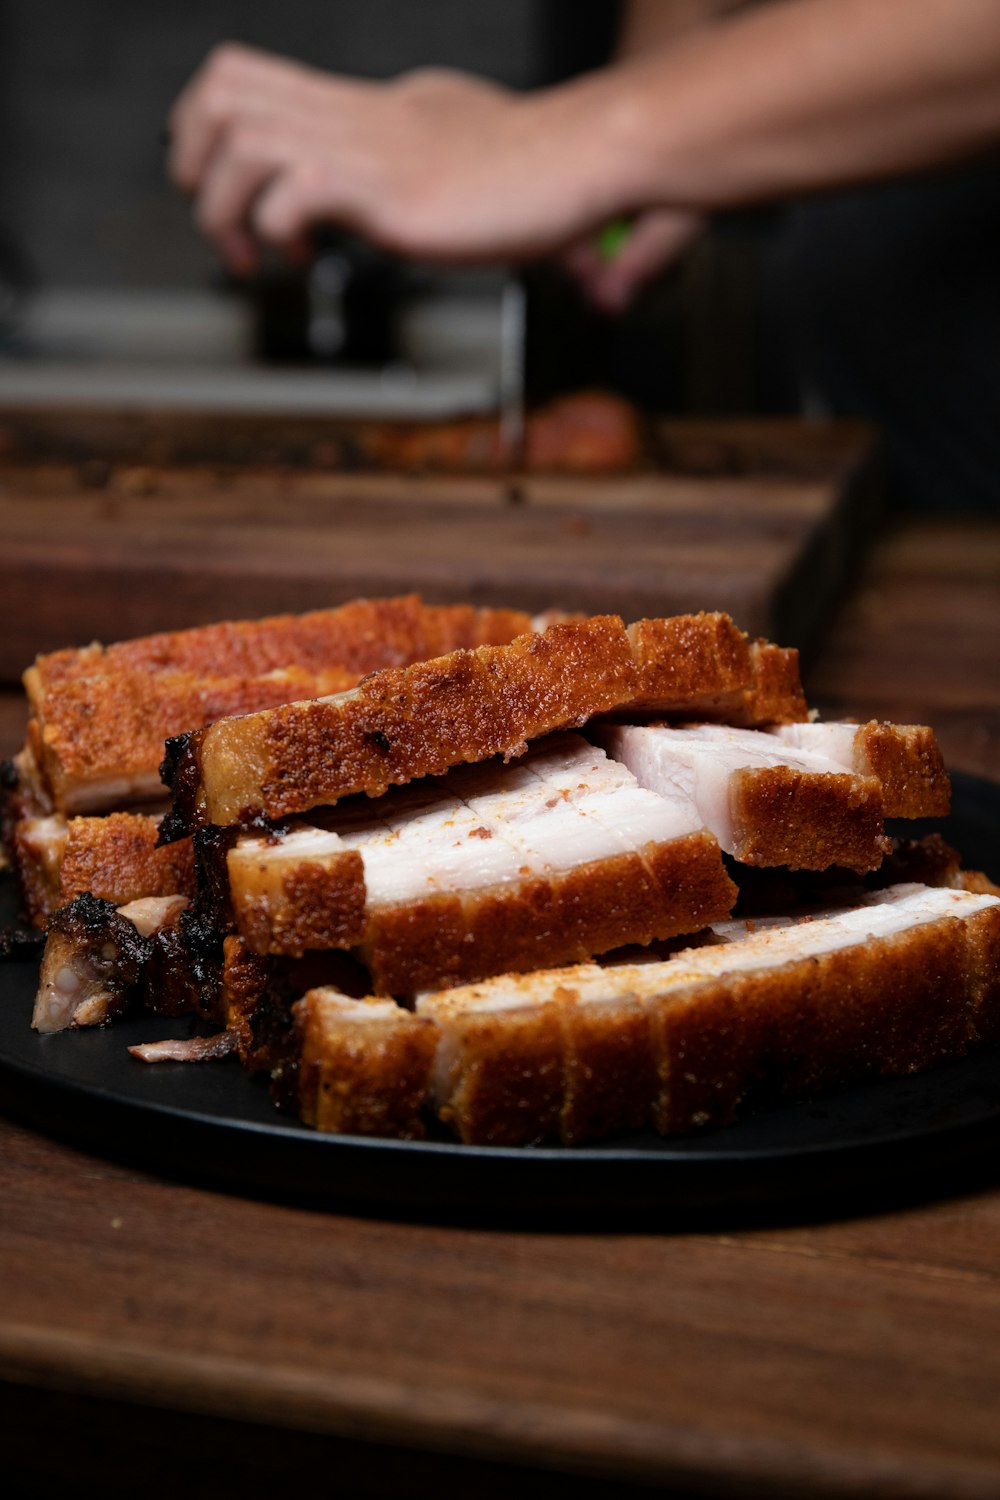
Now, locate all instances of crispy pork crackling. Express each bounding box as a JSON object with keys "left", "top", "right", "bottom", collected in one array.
[{"left": 410, "top": 884, "right": 1000, "bottom": 1145}]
